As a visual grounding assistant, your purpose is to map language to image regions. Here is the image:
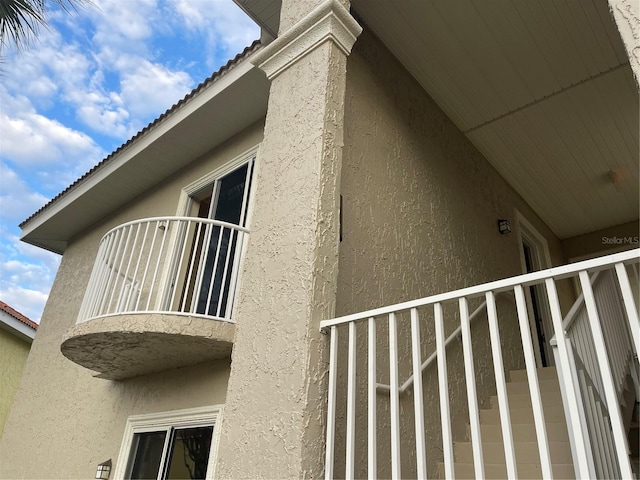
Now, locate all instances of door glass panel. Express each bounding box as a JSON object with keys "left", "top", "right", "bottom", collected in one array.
[
  {"left": 196, "top": 163, "right": 250, "bottom": 316},
  {"left": 127, "top": 431, "right": 167, "bottom": 479},
  {"left": 164, "top": 426, "right": 214, "bottom": 480},
  {"left": 523, "top": 241, "right": 549, "bottom": 367}
]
